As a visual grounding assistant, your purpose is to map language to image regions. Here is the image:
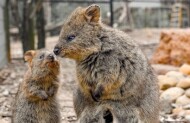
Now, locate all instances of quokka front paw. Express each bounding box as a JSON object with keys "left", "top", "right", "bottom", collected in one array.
[
  {"left": 91, "top": 86, "right": 104, "bottom": 102},
  {"left": 40, "top": 91, "right": 49, "bottom": 100},
  {"left": 47, "top": 87, "right": 55, "bottom": 97}
]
